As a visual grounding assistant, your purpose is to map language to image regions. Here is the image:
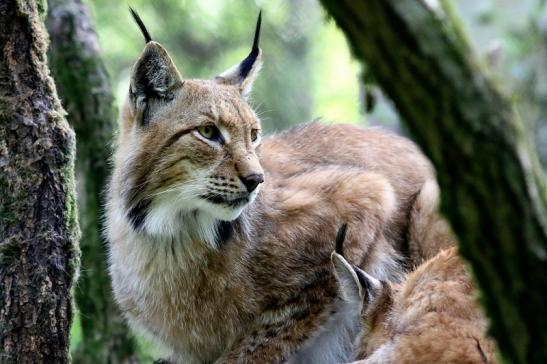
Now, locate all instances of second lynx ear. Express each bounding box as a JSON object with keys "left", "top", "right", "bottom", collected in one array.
[{"left": 331, "top": 252, "right": 364, "bottom": 303}]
